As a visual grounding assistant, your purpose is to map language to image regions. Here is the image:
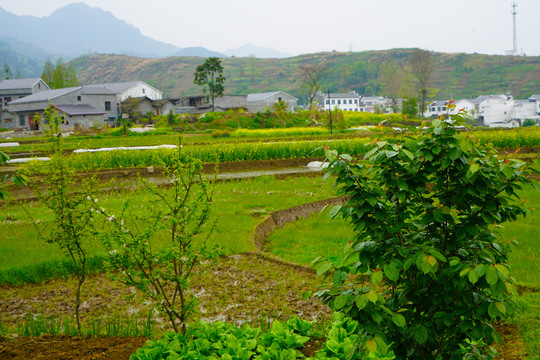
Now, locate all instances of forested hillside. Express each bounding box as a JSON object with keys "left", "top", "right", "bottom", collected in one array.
[{"left": 71, "top": 49, "right": 540, "bottom": 103}]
